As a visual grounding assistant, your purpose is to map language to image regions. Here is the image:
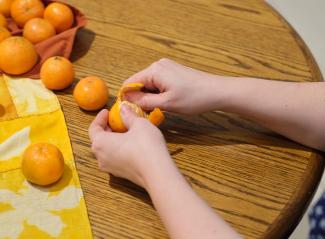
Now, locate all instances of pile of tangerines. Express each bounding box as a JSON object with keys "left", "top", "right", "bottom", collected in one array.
[
  {"left": 0, "top": 0, "right": 109, "bottom": 111},
  {"left": 1, "top": 0, "right": 165, "bottom": 187},
  {"left": 0, "top": 0, "right": 74, "bottom": 74}
]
